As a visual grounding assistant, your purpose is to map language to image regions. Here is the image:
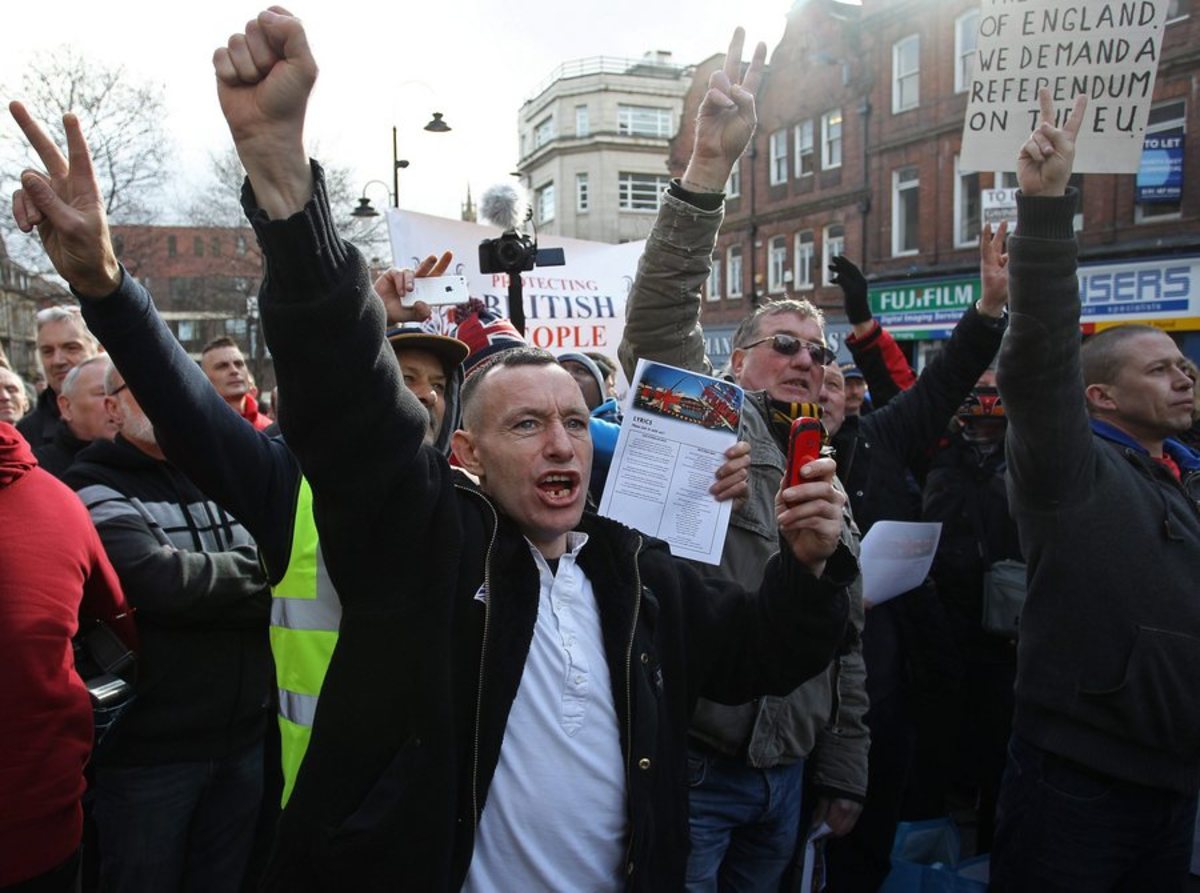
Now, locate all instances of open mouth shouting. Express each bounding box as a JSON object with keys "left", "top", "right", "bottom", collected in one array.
[{"left": 537, "top": 471, "right": 582, "bottom": 505}]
